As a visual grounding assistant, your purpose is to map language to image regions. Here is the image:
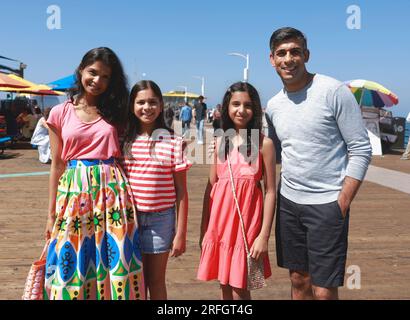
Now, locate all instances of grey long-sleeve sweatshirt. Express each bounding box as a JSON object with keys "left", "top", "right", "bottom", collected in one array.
[{"left": 265, "top": 74, "right": 372, "bottom": 205}]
